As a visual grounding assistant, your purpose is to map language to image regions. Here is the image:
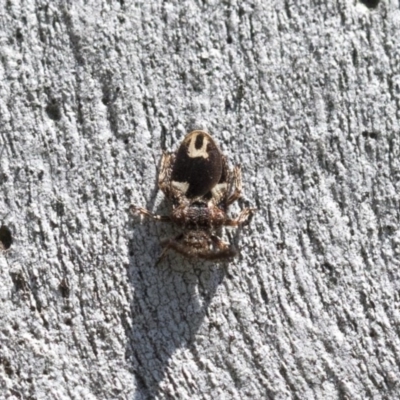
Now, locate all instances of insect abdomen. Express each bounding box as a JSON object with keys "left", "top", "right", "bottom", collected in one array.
[{"left": 171, "top": 130, "right": 223, "bottom": 198}]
